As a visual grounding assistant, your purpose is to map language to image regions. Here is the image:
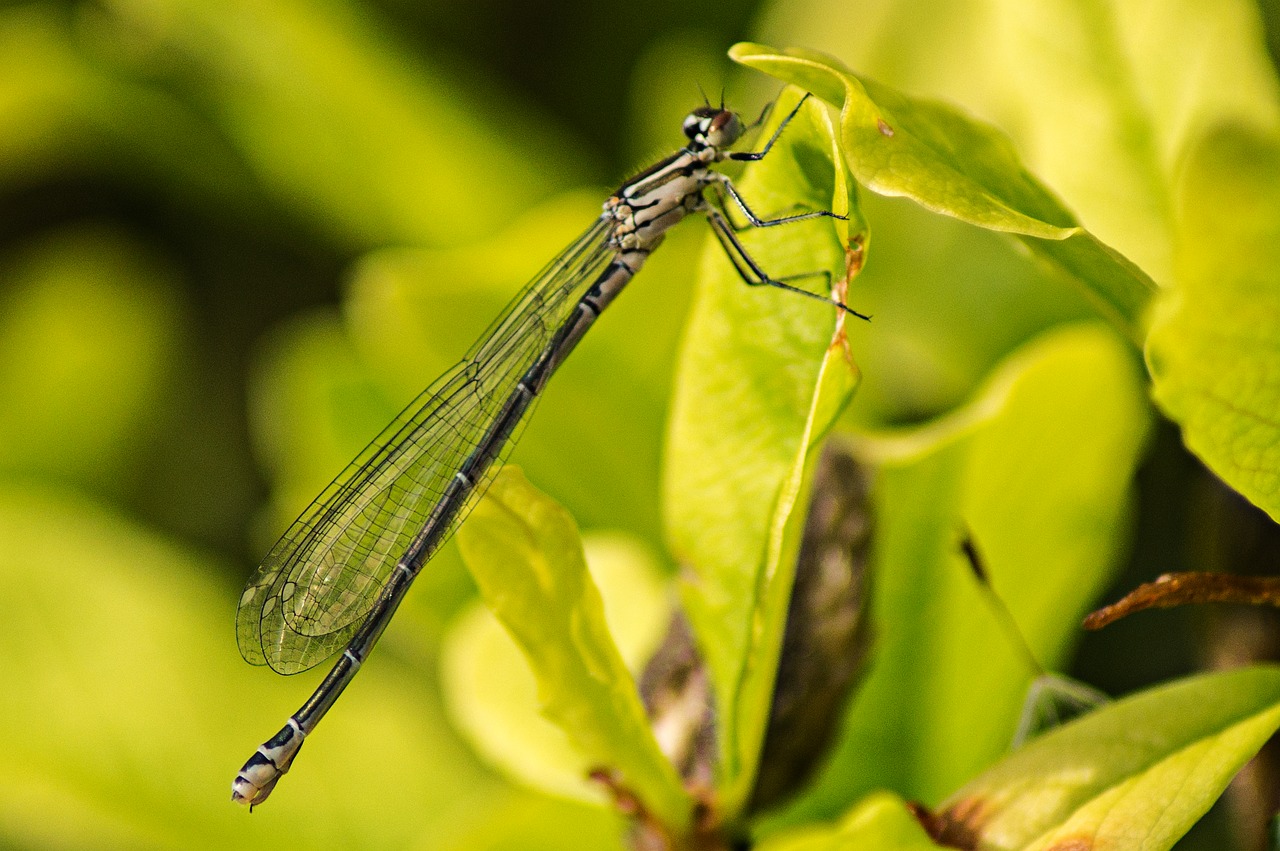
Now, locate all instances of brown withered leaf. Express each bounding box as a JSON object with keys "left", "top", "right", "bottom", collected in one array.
[
  {"left": 639, "top": 612, "right": 717, "bottom": 795},
  {"left": 747, "top": 443, "right": 875, "bottom": 814},
  {"left": 906, "top": 797, "right": 990, "bottom": 850},
  {"left": 1084, "top": 572, "right": 1280, "bottom": 630}
]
